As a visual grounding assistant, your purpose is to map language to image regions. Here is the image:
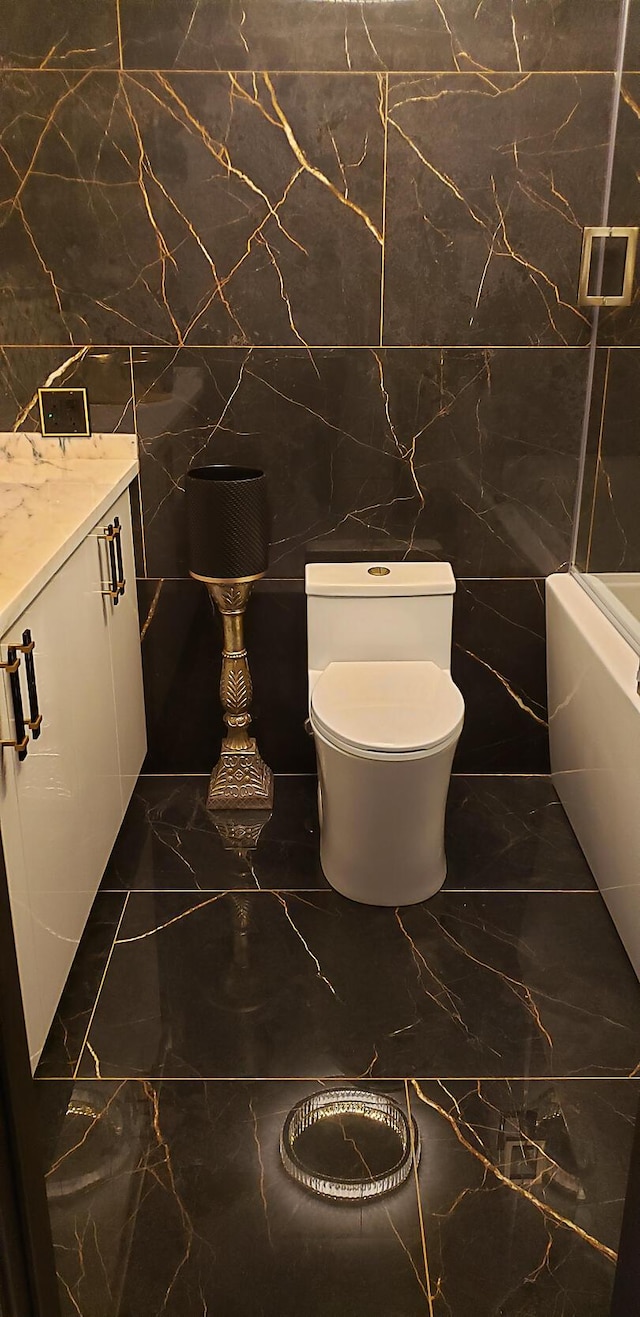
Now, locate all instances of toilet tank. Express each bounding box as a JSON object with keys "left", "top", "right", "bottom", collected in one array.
[{"left": 306, "top": 561, "right": 456, "bottom": 678}]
